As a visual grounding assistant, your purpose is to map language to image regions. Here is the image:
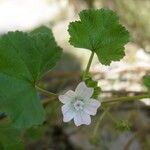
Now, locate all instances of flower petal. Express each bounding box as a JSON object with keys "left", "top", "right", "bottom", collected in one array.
[
  {"left": 61, "top": 104, "right": 74, "bottom": 122},
  {"left": 59, "top": 90, "right": 75, "bottom": 104},
  {"left": 74, "top": 111, "right": 91, "bottom": 126},
  {"left": 84, "top": 99, "right": 101, "bottom": 115},
  {"left": 75, "top": 82, "right": 94, "bottom": 99}
]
